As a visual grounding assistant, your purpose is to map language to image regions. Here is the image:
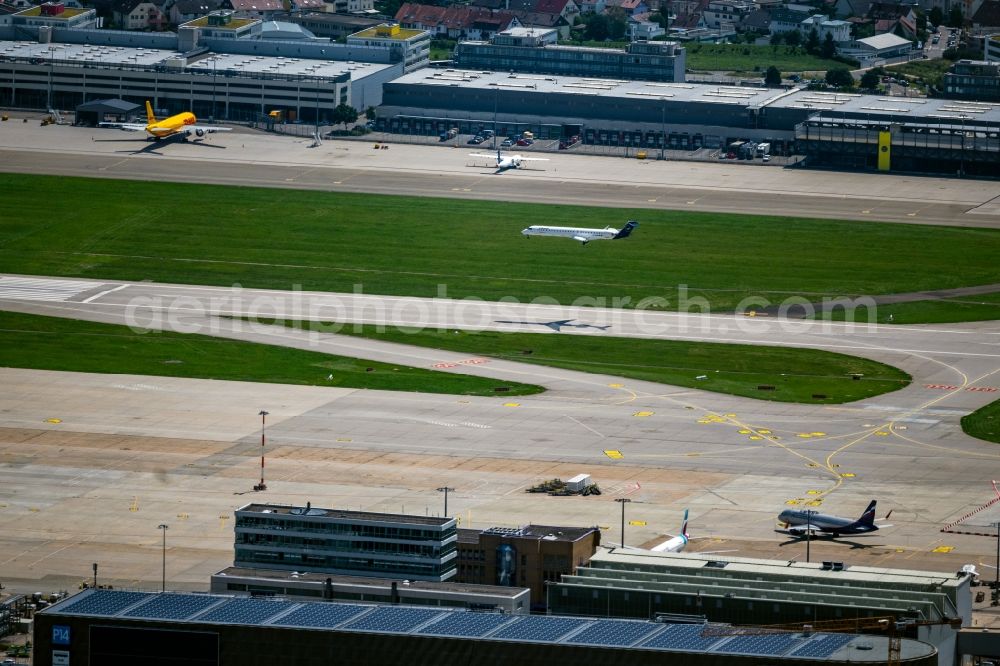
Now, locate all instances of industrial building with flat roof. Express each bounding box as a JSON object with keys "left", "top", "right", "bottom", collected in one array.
[
  {"left": 547, "top": 549, "right": 972, "bottom": 666},
  {"left": 234, "top": 503, "right": 458, "bottom": 582},
  {"left": 210, "top": 566, "right": 531, "bottom": 613},
  {"left": 376, "top": 68, "right": 1000, "bottom": 175},
  {"left": 453, "top": 29, "right": 686, "bottom": 82},
  {"left": 0, "top": 39, "right": 398, "bottom": 121},
  {"left": 33, "top": 588, "right": 939, "bottom": 666}
]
